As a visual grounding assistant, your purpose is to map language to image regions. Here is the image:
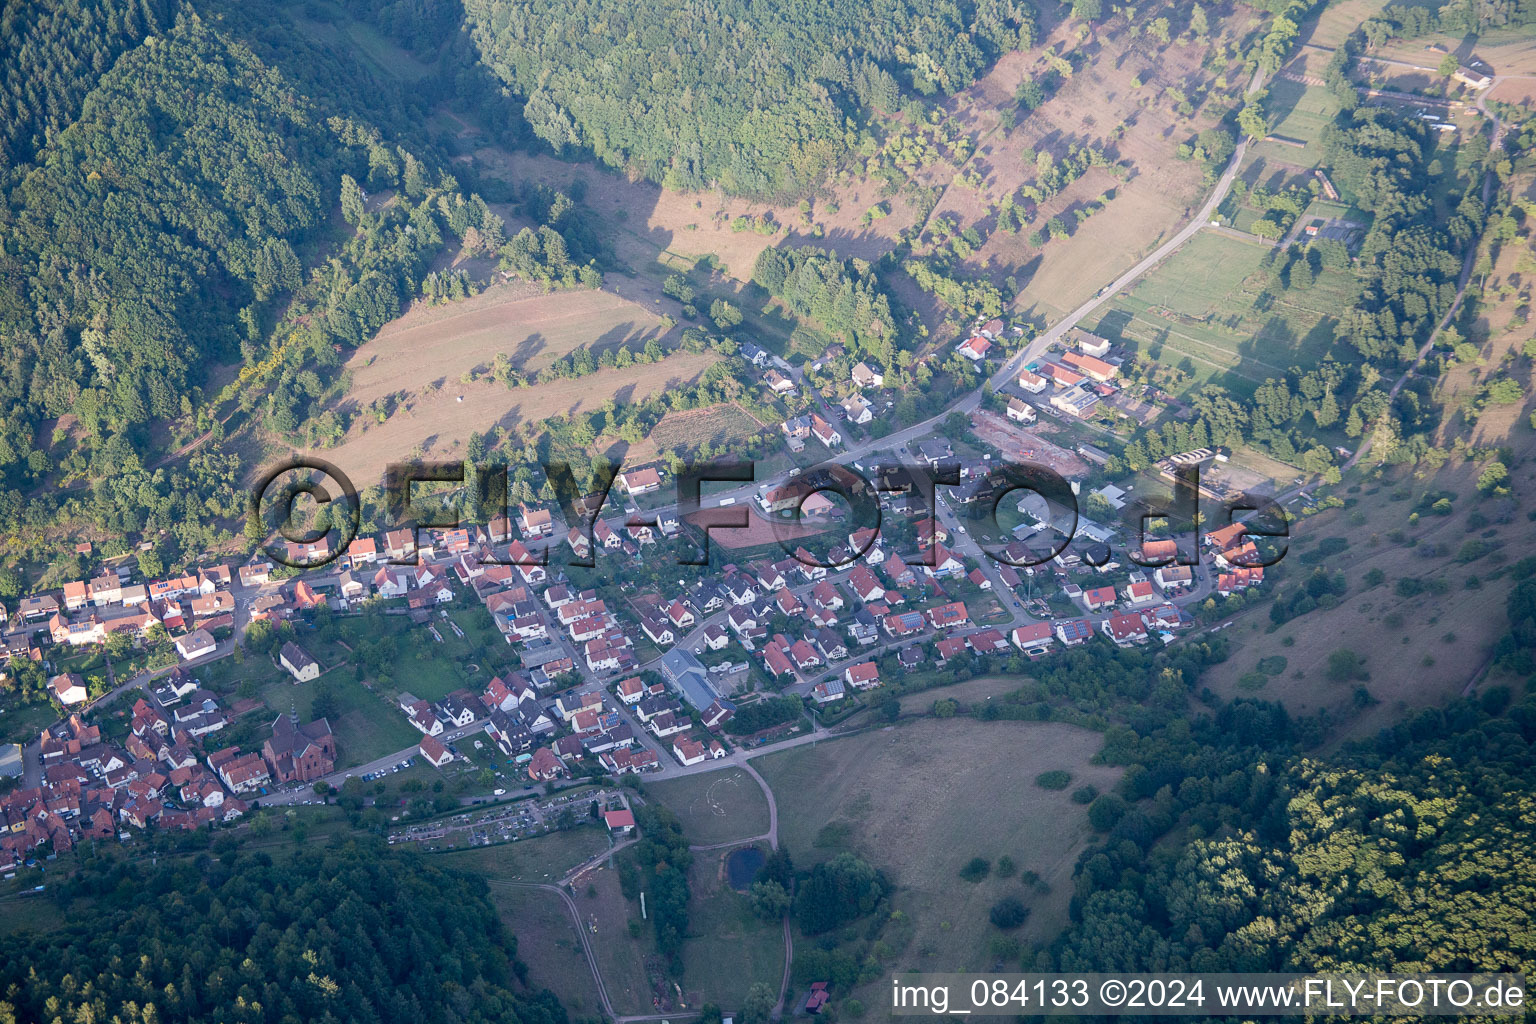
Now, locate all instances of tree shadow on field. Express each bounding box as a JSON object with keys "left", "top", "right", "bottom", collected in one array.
[
  {"left": 511, "top": 331, "right": 547, "bottom": 367},
  {"left": 1264, "top": 78, "right": 1305, "bottom": 135},
  {"left": 1092, "top": 308, "right": 1134, "bottom": 344}
]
